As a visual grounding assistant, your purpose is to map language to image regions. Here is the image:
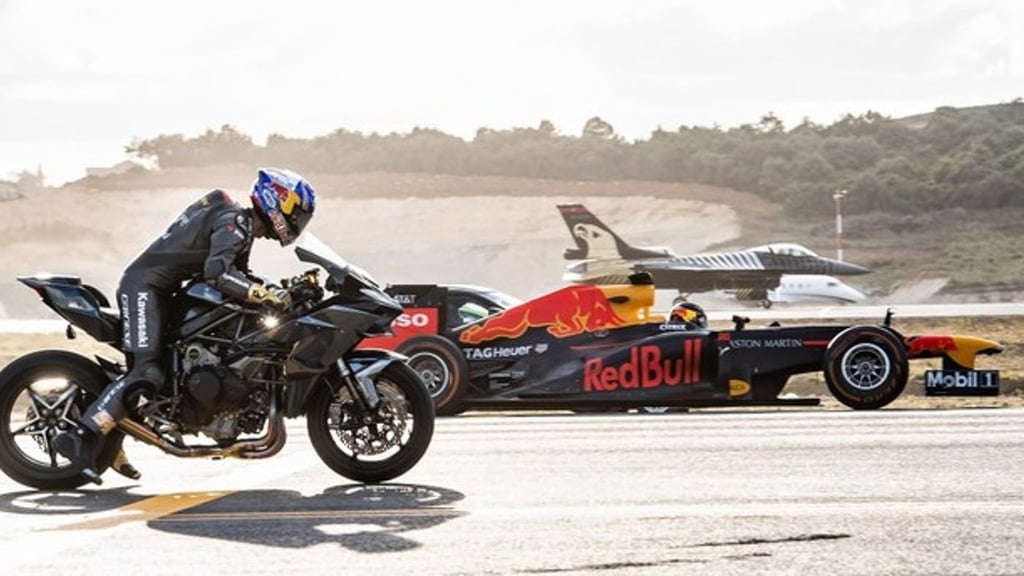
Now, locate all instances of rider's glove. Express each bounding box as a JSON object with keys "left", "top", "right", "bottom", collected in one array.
[{"left": 246, "top": 283, "right": 292, "bottom": 310}]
